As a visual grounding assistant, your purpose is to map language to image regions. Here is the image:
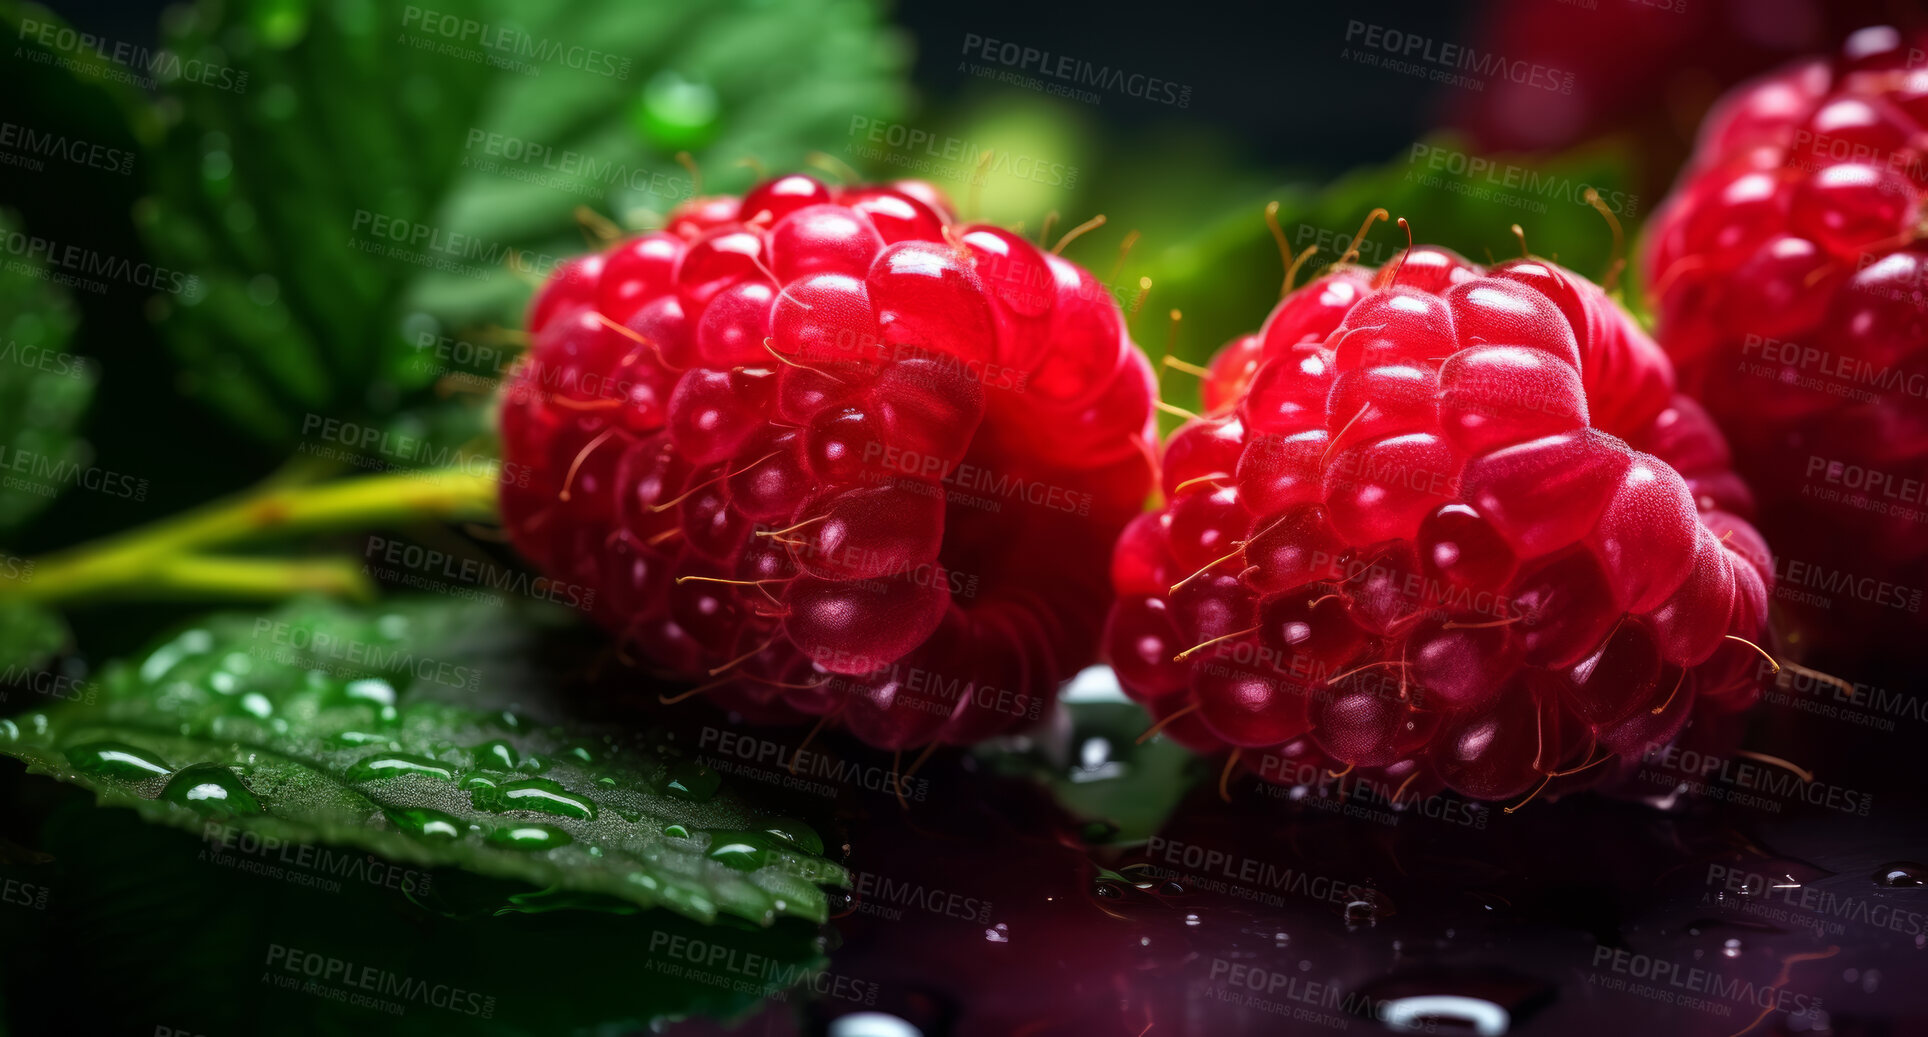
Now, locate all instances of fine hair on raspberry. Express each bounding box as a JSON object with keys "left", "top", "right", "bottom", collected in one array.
[
  {"left": 1106, "top": 240, "right": 1775, "bottom": 805},
  {"left": 499, "top": 174, "right": 1157, "bottom": 750}
]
